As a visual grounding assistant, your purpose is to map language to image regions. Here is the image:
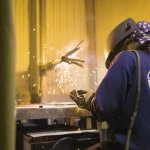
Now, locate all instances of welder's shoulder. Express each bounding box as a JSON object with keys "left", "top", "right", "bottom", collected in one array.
[{"left": 114, "top": 51, "right": 136, "bottom": 70}]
